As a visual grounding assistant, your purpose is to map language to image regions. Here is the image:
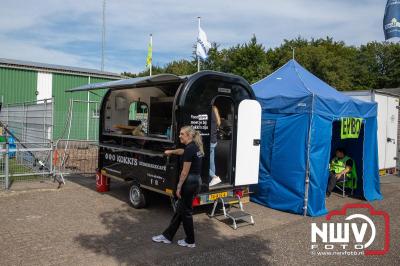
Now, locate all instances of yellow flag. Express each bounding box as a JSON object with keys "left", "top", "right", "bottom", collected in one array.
[{"left": 146, "top": 37, "right": 152, "bottom": 68}]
